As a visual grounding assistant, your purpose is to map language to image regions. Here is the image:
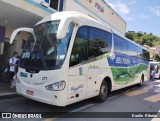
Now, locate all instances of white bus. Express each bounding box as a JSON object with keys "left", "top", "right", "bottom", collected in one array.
[
  {"left": 150, "top": 61, "right": 160, "bottom": 79},
  {"left": 10, "top": 11, "right": 150, "bottom": 106}
]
